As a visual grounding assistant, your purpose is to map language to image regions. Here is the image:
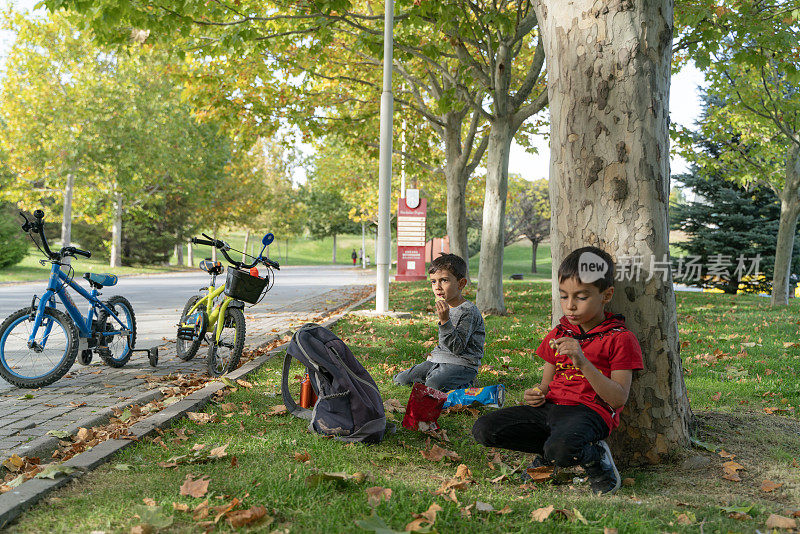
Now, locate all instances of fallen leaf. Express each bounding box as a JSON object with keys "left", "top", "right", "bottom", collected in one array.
[
  {"left": 531, "top": 505, "right": 554, "bottom": 522},
  {"left": 455, "top": 464, "right": 472, "bottom": 480},
  {"left": 306, "top": 471, "right": 365, "bottom": 487},
  {"left": 209, "top": 444, "right": 228, "bottom": 459},
  {"left": 475, "top": 501, "right": 494, "bottom": 513},
  {"left": 192, "top": 444, "right": 206, "bottom": 451},
  {"left": 235, "top": 379, "right": 254, "bottom": 389},
  {"left": 604, "top": 528, "right": 618, "bottom": 534},
  {"left": 143, "top": 498, "right": 156, "bottom": 506},
  {"left": 192, "top": 500, "right": 209, "bottom": 520},
  {"left": 526, "top": 465, "right": 554, "bottom": 482},
  {"left": 366, "top": 486, "right": 392, "bottom": 507},
  {"left": 132, "top": 504, "right": 173, "bottom": 529},
  {"left": 268, "top": 405, "right": 288, "bottom": 416},
  {"left": 186, "top": 412, "right": 215, "bottom": 424},
  {"left": 761, "top": 479, "right": 783, "bottom": 492},
  {"left": 383, "top": 399, "right": 405, "bottom": 413},
  {"left": 765, "top": 514, "right": 797, "bottom": 530},
  {"left": 675, "top": 512, "right": 695, "bottom": 525},
  {"left": 2, "top": 454, "right": 25, "bottom": 472},
  {"left": 420, "top": 444, "right": 460, "bottom": 462},
  {"left": 172, "top": 503, "right": 190, "bottom": 512},
  {"left": 34, "top": 464, "right": 76, "bottom": 479},
  {"left": 405, "top": 503, "right": 442, "bottom": 531},
  {"left": 227, "top": 506, "right": 270, "bottom": 528},
  {"left": 294, "top": 451, "right": 311, "bottom": 463},
  {"left": 46, "top": 430, "right": 70, "bottom": 439},
  {"left": 212, "top": 497, "right": 240, "bottom": 523},
  {"left": 711, "top": 392, "right": 722, "bottom": 402},
  {"left": 718, "top": 449, "right": 735, "bottom": 459},
  {"left": 218, "top": 403, "right": 237, "bottom": 413},
  {"left": 179, "top": 475, "right": 210, "bottom": 498},
  {"left": 129, "top": 525, "right": 152, "bottom": 534}
]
